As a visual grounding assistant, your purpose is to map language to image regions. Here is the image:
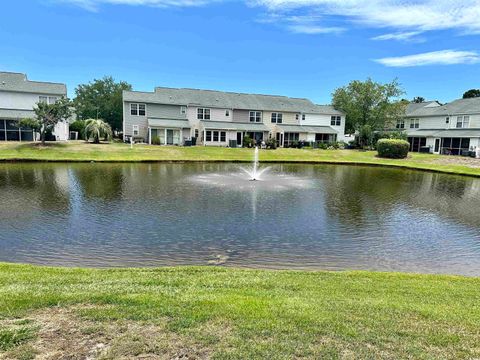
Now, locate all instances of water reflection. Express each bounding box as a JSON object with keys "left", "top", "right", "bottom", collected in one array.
[{"left": 0, "top": 162, "right": 479, "bottom": 275}]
